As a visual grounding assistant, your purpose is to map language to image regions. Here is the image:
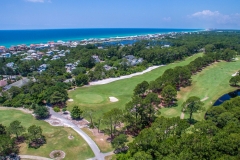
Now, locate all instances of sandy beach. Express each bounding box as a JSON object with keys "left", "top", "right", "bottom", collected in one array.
[{"left": 89, "top": 65, "right": 164, "bottom": 86}]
